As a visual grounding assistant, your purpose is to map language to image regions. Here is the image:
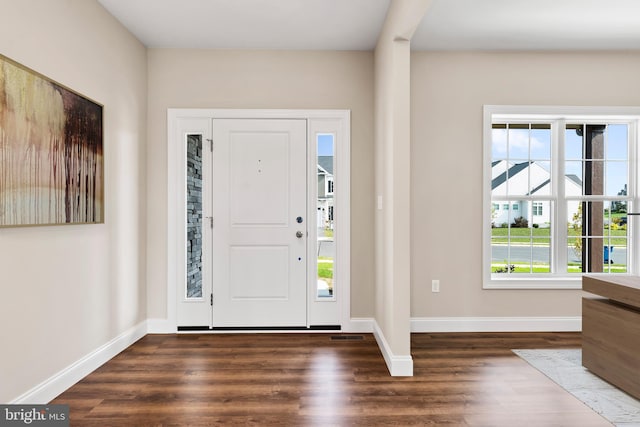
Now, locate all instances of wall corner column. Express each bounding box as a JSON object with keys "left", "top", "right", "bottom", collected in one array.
[{"left": 373, "top": 0, "right": 432, "bottom": 376}]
